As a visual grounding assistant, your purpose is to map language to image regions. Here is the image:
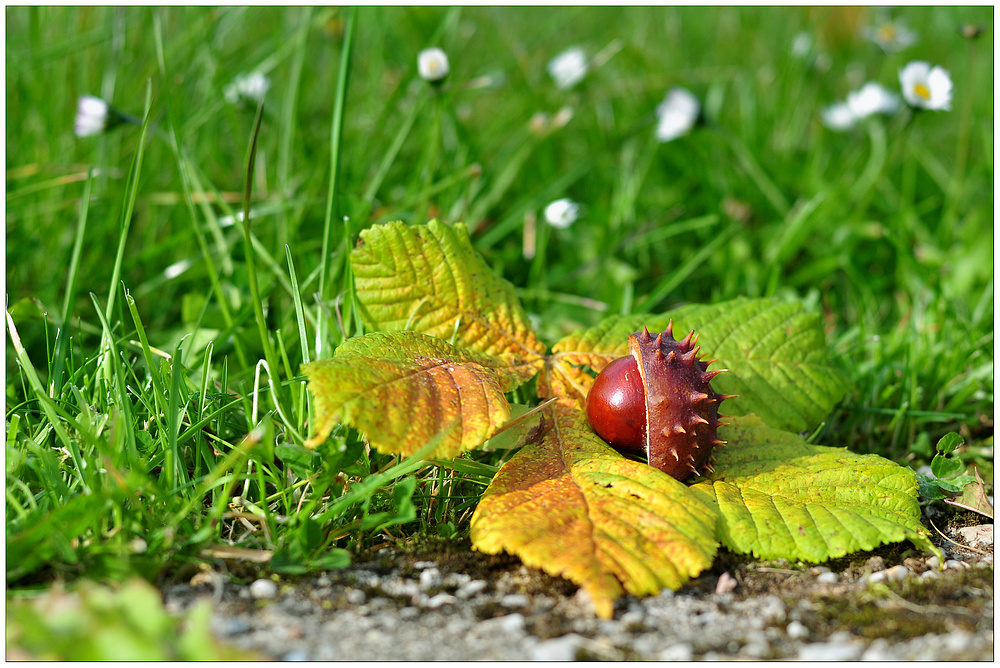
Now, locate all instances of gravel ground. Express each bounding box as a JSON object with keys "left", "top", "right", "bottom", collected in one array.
[{"left": 163, "top": 519, "right": 993, "bottom": 661}]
